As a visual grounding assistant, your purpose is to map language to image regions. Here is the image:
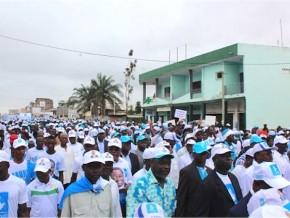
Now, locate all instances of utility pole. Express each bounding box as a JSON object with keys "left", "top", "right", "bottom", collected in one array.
[{"left": 221, "top": 72, "right": 225, "bottom": 126}]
